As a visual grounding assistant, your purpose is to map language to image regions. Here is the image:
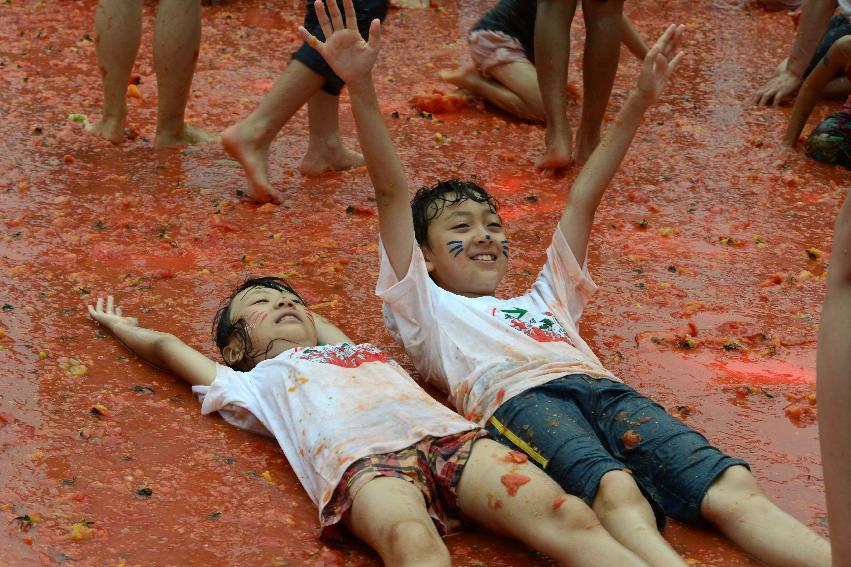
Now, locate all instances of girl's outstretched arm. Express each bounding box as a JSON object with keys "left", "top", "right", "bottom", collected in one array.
[
  {"left": 88, "top": 295, "right": 217, "bottom": 386},
  {"left": 816, "top": 191, "right": 851, "bottom": 565},
  {"left": 559, "top": 24, "right": 684, "bottom": 266},
  {"left": 298, "top": 0, "right": 416, "bottom": 282},
  {"left": 784, "top": 36, "right": 851, "bottom": 146}
]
